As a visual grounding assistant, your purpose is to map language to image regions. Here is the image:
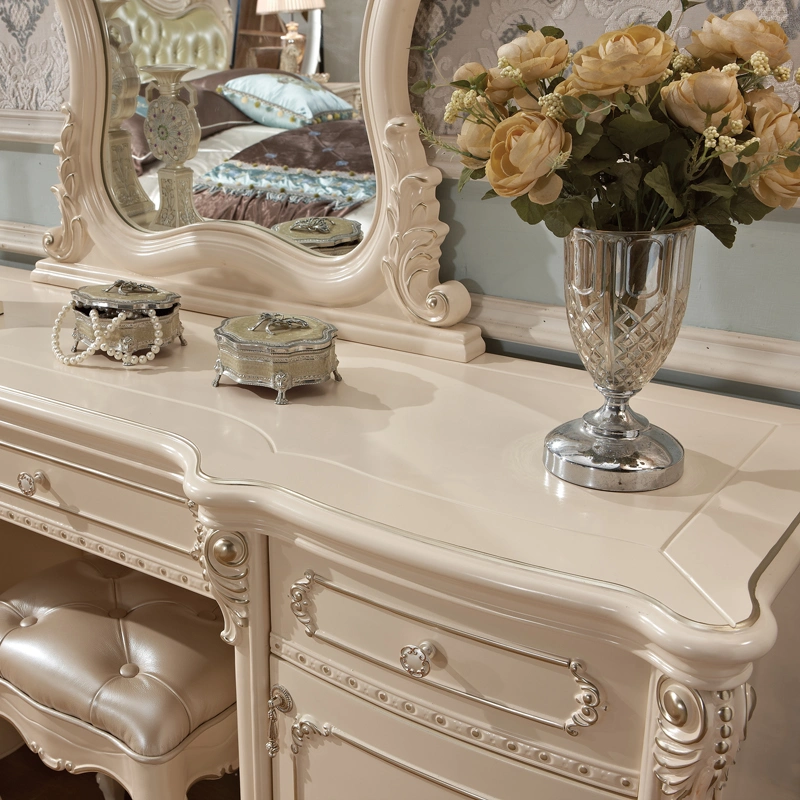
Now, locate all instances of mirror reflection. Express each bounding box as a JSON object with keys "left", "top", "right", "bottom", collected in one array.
[{"left": 100, "top": 0, "right": 374, "bottom": 255}]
